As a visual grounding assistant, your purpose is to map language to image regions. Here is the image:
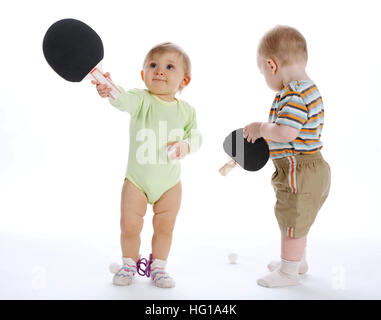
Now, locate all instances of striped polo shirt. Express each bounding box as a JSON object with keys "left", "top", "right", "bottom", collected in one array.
[{"left": 268, "top": 80, "right": 324, "bottom": 159}]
